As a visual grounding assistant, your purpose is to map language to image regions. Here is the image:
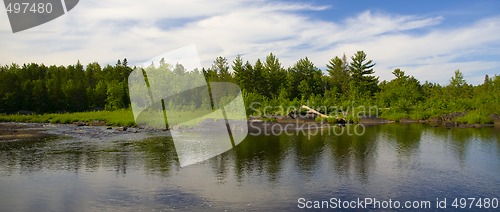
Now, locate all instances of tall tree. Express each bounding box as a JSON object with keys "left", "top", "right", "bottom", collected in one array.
[
  {"left": 232, "top": 55, "right": 251, "bottom": 91},
  {"left": 211, "top": 56, "right": 231, "bottom": 82},
  {"left": 349, "top": 51, "right": 379, "bottom": 97},
  {"left": 173, "top": 63, "right": 186, "bottom": 75},
  {"left": 253, "top": 59, "right": 267, "bottom": 96},
  {"left": 263, "top": 53, "right": 286, "bottom": 98},
  {"left": 326, "top": 54, "right": 351, "bottom": 95},
  {"left": 445, "top": 70, "right": 472, "bottom": 110},
  {"left": 449, "top": 69, "right": 466, "bottom": 87},
  {"left": 287, "top": 57, "right": 323, "bottom": 99}
]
